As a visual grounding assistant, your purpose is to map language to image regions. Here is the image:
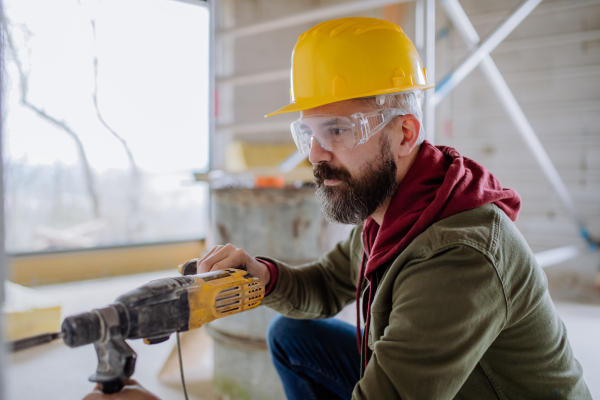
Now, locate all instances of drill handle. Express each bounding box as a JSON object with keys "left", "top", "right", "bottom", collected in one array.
[
  {"left": 178, "top": 258, "right": 199, "bottom": 276},
  {"left": 101, "top": 378, "right": 125, "bottom": 394},
  {"left": 89, "top": 337, "right": 137, "bottom": 393}
]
